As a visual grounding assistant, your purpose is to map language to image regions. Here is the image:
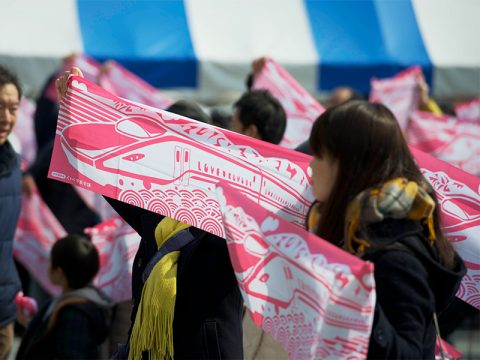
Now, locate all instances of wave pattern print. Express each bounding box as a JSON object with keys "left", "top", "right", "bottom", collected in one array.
[
  {"left": 50, "top": 75, "right": 315, "bottom": 240},
  {"left": 50, "top": 76, "right": 480, "bottom": 311},
  {"left": 216, "top": 182, "right": 375, "bottom": 360}
]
